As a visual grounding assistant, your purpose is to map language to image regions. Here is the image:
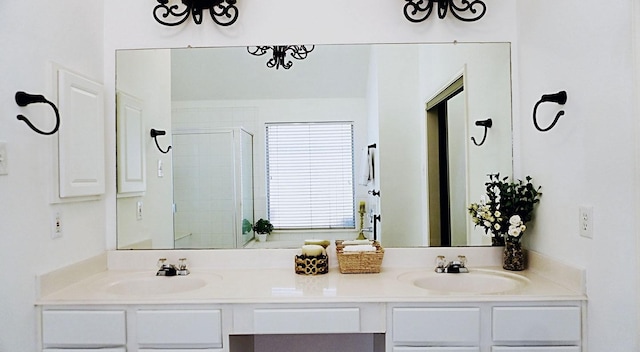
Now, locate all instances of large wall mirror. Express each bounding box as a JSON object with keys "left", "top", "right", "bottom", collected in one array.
[{"left": 116, "top": 42, "right": 513, "bottom": 250}]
